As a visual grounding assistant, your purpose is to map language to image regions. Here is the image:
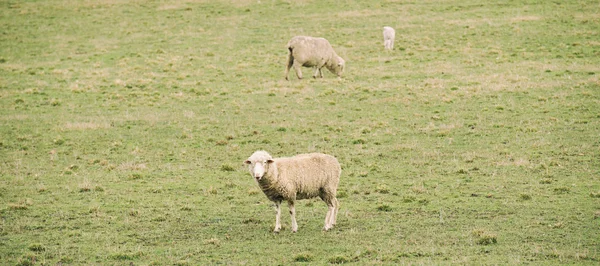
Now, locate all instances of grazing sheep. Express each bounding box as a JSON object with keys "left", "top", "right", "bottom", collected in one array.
[
  {"left": 285, "top": 36, "right": 345, "bottom": 80},
  {"left": 244, "top": 150, "right": 341, "bottom": 232},
  {"left": 383, "top": 26, "right": 395, "bottom": 50}
]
